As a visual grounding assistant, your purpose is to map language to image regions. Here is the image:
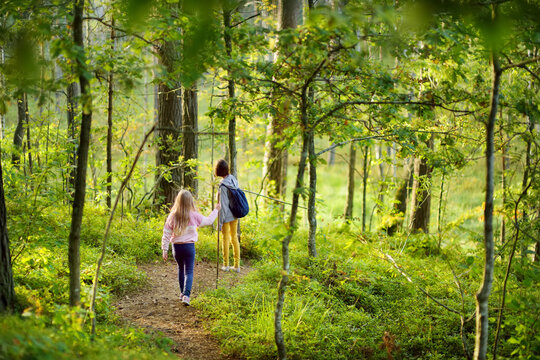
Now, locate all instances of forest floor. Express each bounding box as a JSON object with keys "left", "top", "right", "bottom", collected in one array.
[{"left": 115, "top": 260, "right": 250, "bottom": 360}]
